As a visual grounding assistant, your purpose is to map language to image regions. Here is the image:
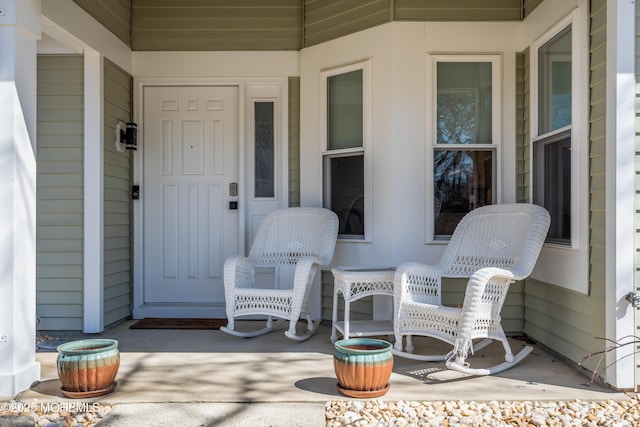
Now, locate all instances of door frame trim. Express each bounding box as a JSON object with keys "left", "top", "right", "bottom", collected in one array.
[{"left": 131, "top": 78, "right": 289, "bottom": 317}]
